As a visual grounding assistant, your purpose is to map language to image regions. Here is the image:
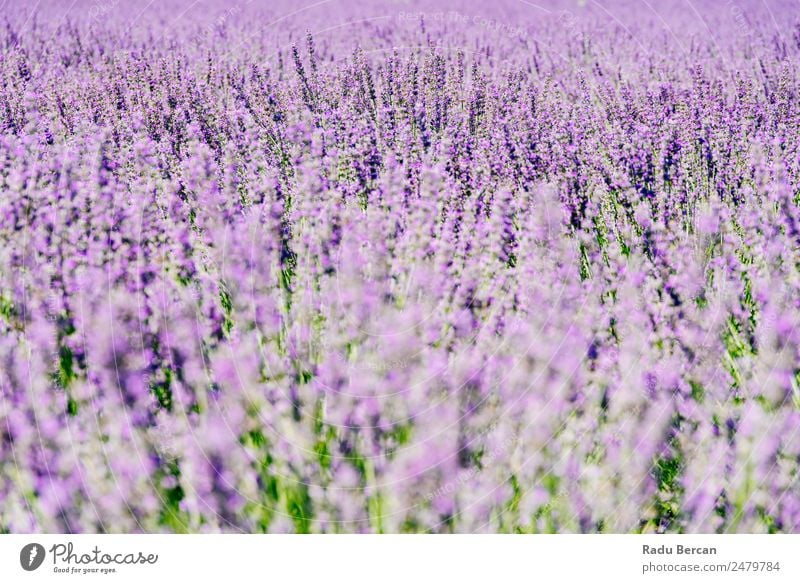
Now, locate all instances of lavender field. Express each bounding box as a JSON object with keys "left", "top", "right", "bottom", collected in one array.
[{"left": 1, "top": 0, "right": 799, "bottom": 534}]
